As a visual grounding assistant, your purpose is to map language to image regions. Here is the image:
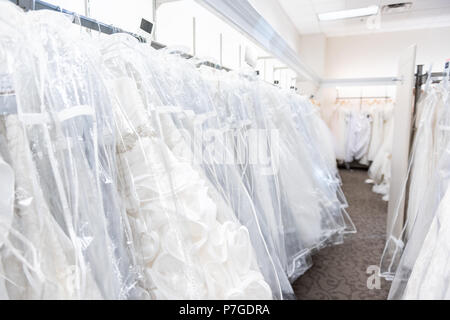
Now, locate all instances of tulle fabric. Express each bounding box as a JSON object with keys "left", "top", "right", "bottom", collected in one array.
[
  {"left": 99, "top": 36, "right": 274, "bottom": 299},
  {"left": 384, "top": 79, "right": 450, "bottom": 299},
  {"left": 0, "top": 4, "right": 137, "bottom": 299},
  {"left": 0, "top": 0, "right": 354, "bottom": 300},
  {"left": 367, "top": 104, "right": 394, "bottom": 201}
]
